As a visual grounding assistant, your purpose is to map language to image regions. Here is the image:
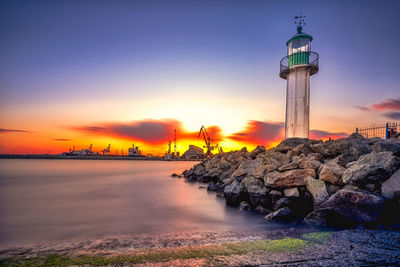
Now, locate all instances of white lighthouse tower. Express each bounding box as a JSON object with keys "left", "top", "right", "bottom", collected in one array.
[{"left": 279, "top": 16, "right": 319, "bottom": 139}]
